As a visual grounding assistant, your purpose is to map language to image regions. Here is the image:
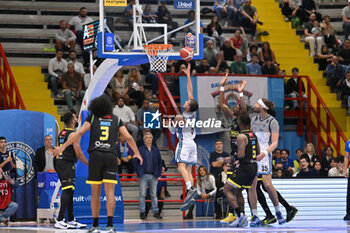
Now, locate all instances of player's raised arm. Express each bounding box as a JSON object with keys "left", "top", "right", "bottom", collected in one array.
[
  {"left": 219, "top": 73, "right": 235, "bottom": 118},
  {"left": 53, "top": 121, "right": 91, "bottom": 157},
  {"left": 182, "top": 63, "right": 193, "bottom": 100},
  {"left": 237, "top": 80, "right": 247, "bottom": 111}
]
